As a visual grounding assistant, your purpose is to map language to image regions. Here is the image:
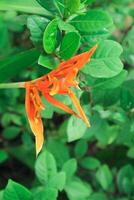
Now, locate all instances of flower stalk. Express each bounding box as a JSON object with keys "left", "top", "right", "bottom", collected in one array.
[{"left": 0, "top": 82, "right": 25, "bottom": 89}]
